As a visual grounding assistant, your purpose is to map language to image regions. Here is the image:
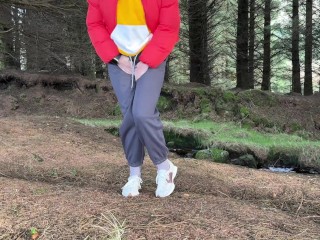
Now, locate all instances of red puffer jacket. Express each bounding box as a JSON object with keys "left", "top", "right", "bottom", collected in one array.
[{"left": 86, "top": 0, "right": 180, "bottom": 68}]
